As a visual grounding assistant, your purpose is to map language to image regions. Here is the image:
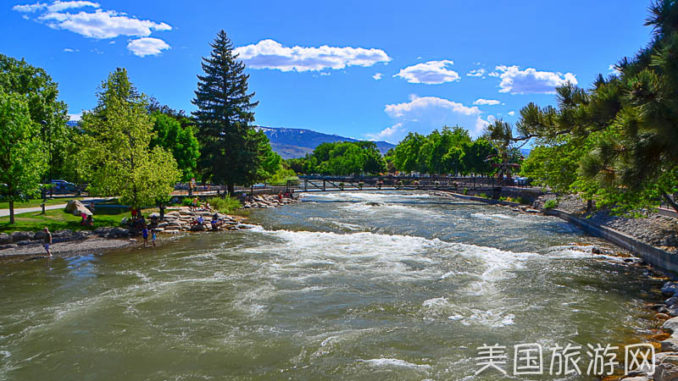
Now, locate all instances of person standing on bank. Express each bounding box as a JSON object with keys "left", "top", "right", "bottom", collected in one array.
[{"left": 43, "top": 227, "right": 52, "bottom": 257}]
